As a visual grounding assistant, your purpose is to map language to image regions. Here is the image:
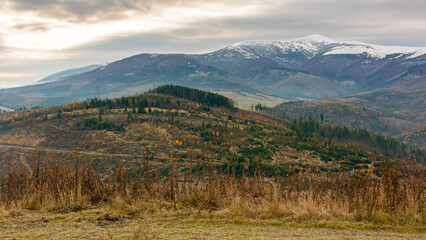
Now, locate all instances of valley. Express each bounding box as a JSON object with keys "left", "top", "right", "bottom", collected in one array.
[{"left": 272, "top": 88, "right": 426, "bottom": 149}]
